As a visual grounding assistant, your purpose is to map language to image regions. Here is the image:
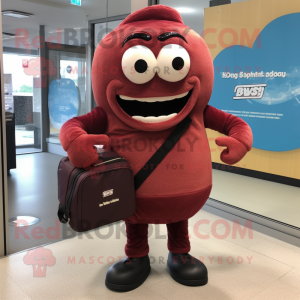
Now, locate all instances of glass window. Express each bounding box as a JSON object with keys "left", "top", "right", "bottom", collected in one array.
[
  {"left": 3, "top": 53, "right": 40, "bottom": 150},
  {"left": 94, "top": 19, "right": 124, "bottom": 52},
  {"left": 159, "top": 0, "right": 205, "bottom": 35},
  {"left": 3, "top": 54, "right": 35, "bottom": 96},
  {"left": 160, "top": 0, "right": 300, "bottom": 229}
]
